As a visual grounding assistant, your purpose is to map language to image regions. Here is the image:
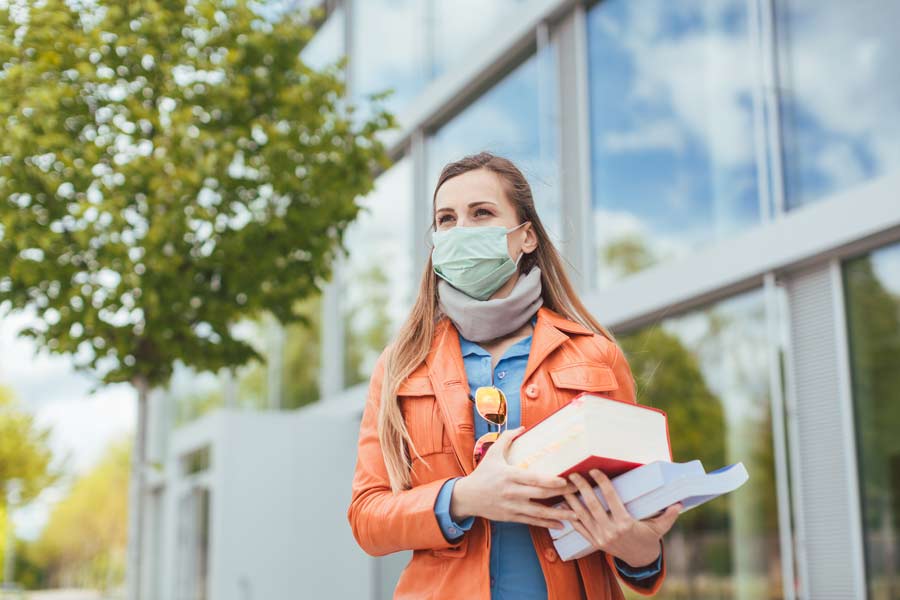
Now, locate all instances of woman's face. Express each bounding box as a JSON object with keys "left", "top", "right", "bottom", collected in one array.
[{"left": 433, "top": 168, "right": 537, "bottom": 263}]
